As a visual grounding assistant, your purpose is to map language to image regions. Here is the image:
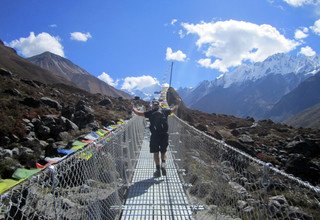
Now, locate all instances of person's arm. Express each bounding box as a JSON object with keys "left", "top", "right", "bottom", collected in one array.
[{"left": 132, "top": 106, "right": 145, "bottom": 117}]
